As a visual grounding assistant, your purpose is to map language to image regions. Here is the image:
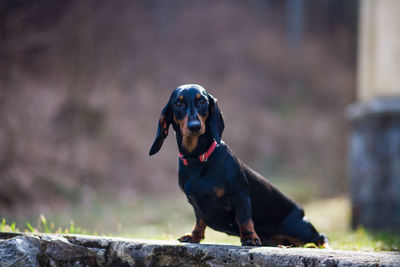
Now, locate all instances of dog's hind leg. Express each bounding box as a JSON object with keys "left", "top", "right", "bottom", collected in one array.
[{"left": 278, "top": 206, "right": 329, "bottom": 247}]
